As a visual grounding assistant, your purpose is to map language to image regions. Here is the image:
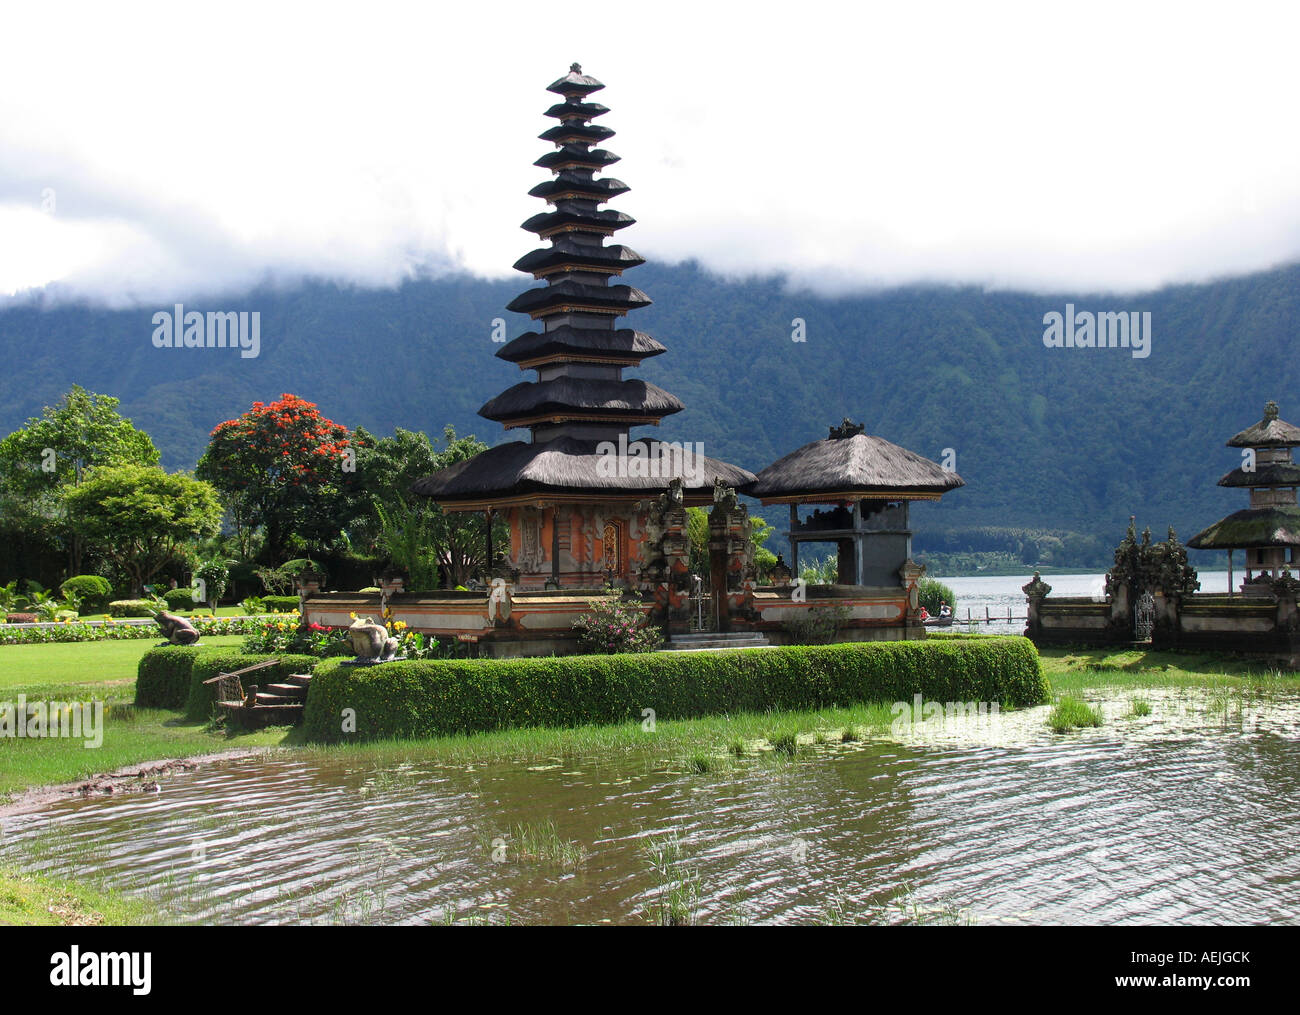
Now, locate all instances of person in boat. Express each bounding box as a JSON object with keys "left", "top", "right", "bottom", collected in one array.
[
  {"left": 940, "top": 602, "right": 952, "bottom": 619},
  {"left": 919, "top": 606, "right": 930, "bottom": 620}
]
